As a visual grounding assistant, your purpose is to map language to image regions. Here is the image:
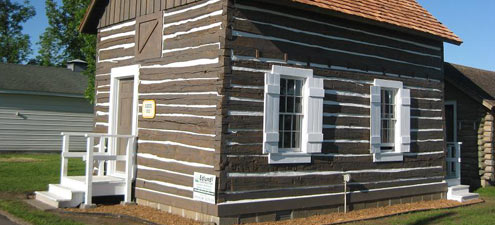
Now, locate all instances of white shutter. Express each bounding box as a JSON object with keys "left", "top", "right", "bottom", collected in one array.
[
  {"left": 370, "top": 86, "right": 381, "bottom": 154},
  {"left": 263, "top": 72, "right": 280, "bottom": 154},
  {"left": 398, "top": 88, "right": 411, "bottom": 153},
  {"left": 303, "top": 77, "right": 324, "bottom": 153}
]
